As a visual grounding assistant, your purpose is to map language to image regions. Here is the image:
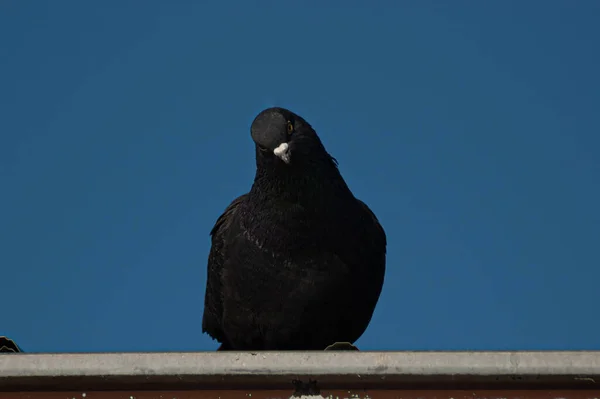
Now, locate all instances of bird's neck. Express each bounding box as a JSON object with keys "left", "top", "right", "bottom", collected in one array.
[{"left": 250, "top": 158, "right": 353, "bottom": 210}]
